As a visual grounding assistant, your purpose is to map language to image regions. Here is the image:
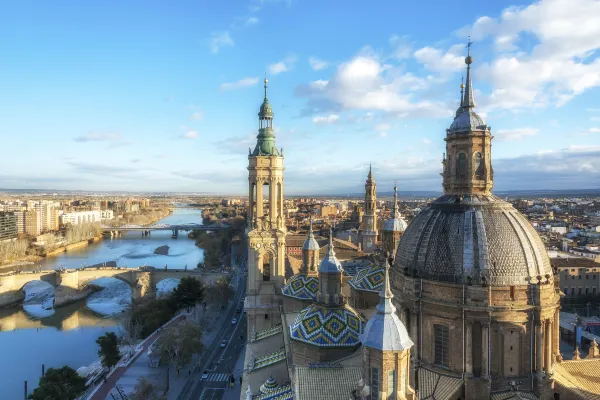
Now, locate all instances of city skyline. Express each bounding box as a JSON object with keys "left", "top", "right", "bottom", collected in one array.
[{"left": 1, "top": 0, "right": 600, "bottom": 194}]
